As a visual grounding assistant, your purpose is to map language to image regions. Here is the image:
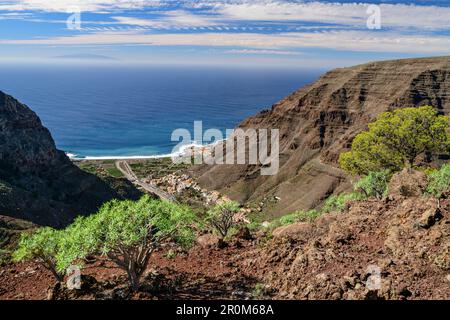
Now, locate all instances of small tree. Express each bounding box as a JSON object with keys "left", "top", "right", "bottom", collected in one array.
[
  {"left": 340, "top": 106, "right": 450, "bottom": 175},
  {"left": 89, "top": 196, "right": 195, "bottom": 292},
  {"left": 12, "top": 227, "right": 64, "bottom": 282},
  {"left": 355, "top": 170, "right": 391, "bottom": 199},
  {"left": 206, "top": 201, "right": 240, "bottom": 241}
]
